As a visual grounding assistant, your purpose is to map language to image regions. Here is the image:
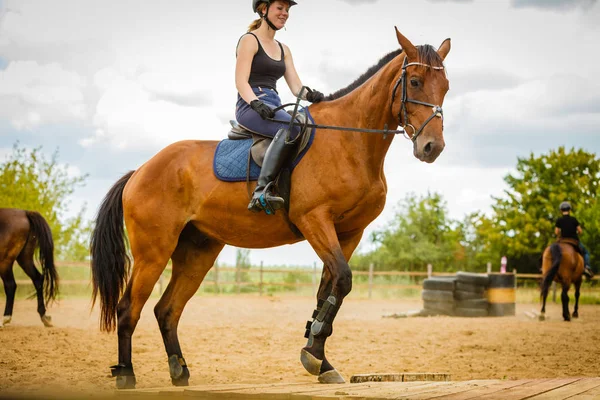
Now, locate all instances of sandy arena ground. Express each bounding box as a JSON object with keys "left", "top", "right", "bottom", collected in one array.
[{"left": 0, "top": 295, "right": 599, "bottom": 397}]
